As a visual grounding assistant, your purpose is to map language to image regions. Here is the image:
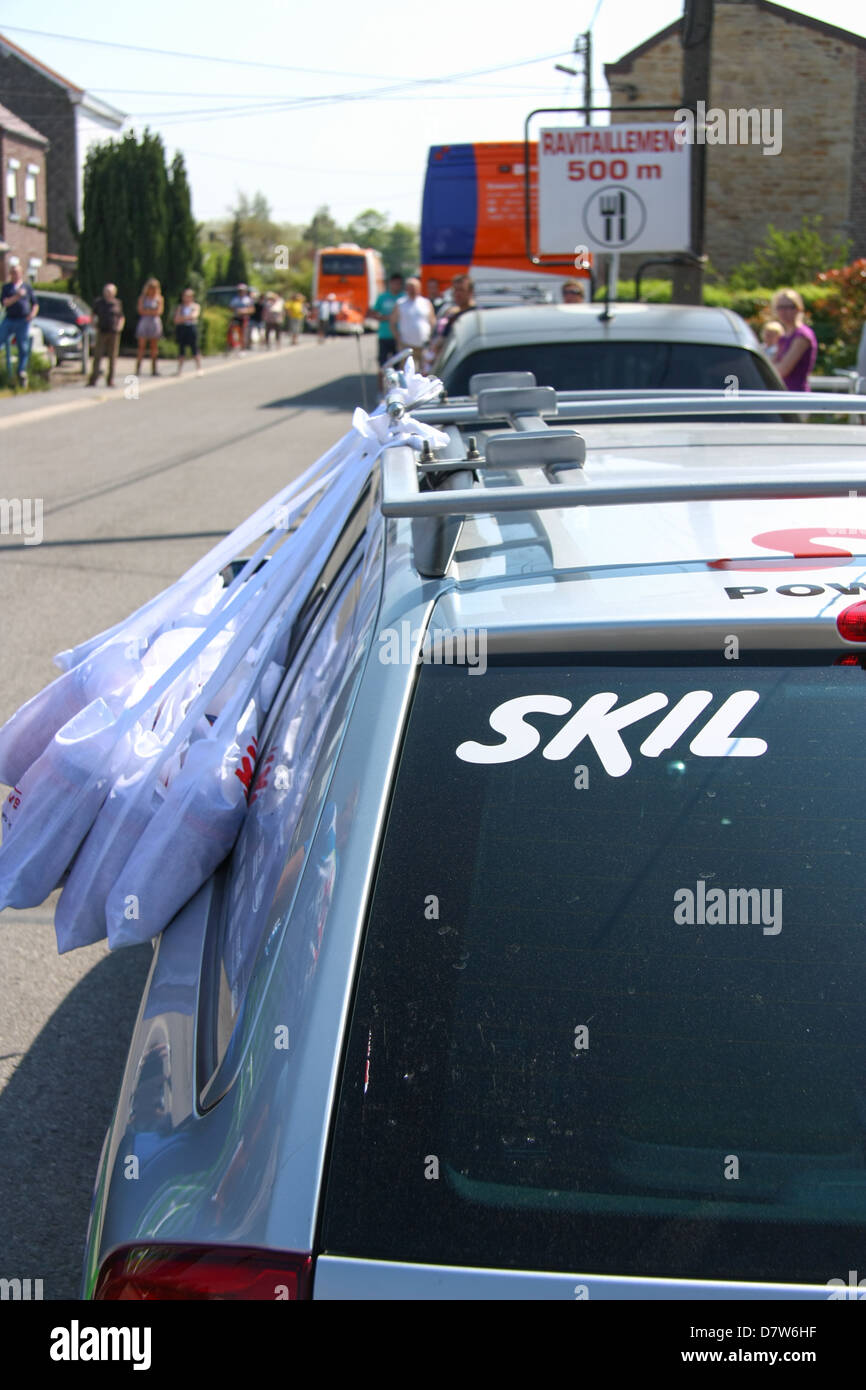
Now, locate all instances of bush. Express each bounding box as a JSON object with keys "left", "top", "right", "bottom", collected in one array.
[
  {"left": 726, "top": 215, "right": 851, "bottom": 290},
  {"left": 0, "top": 349, "right": 52, "bottom": 391},
  {"left": 33, "top": 278, "right": 70, "bottom": 293},
  {"left": 200, "top": 305, "right": 232, "bottom": 355}
]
